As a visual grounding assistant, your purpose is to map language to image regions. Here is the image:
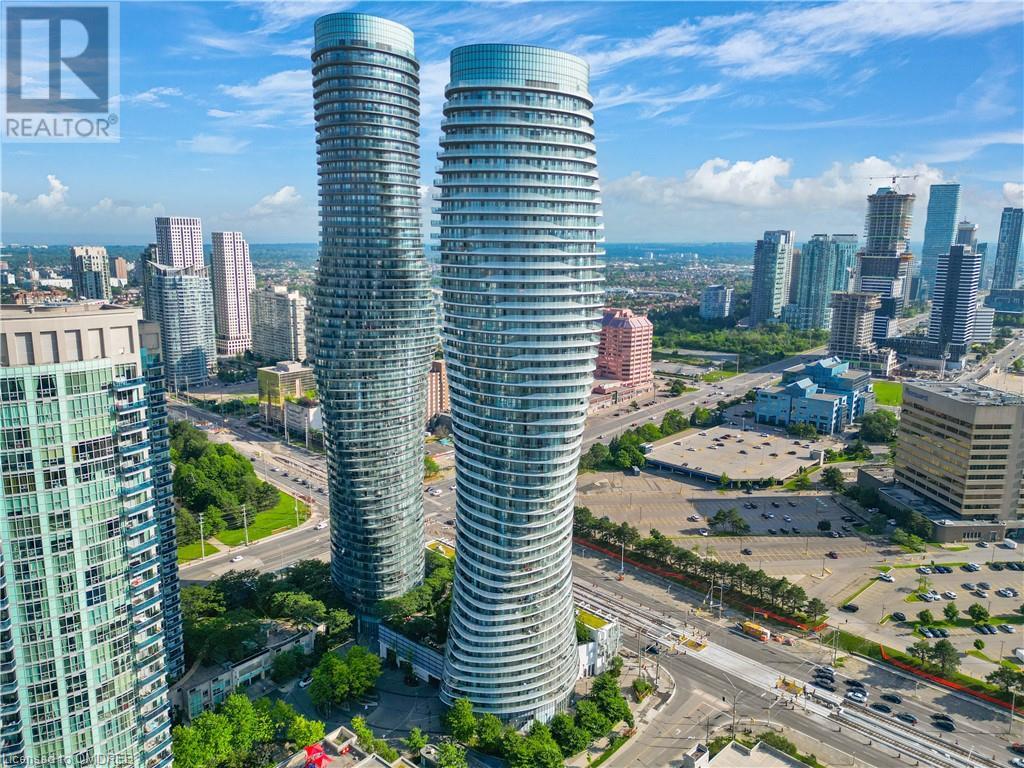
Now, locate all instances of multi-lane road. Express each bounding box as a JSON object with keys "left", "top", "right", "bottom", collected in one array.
[{"left": 573, "top": 554, "right": 1020, "bottom": 767}]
